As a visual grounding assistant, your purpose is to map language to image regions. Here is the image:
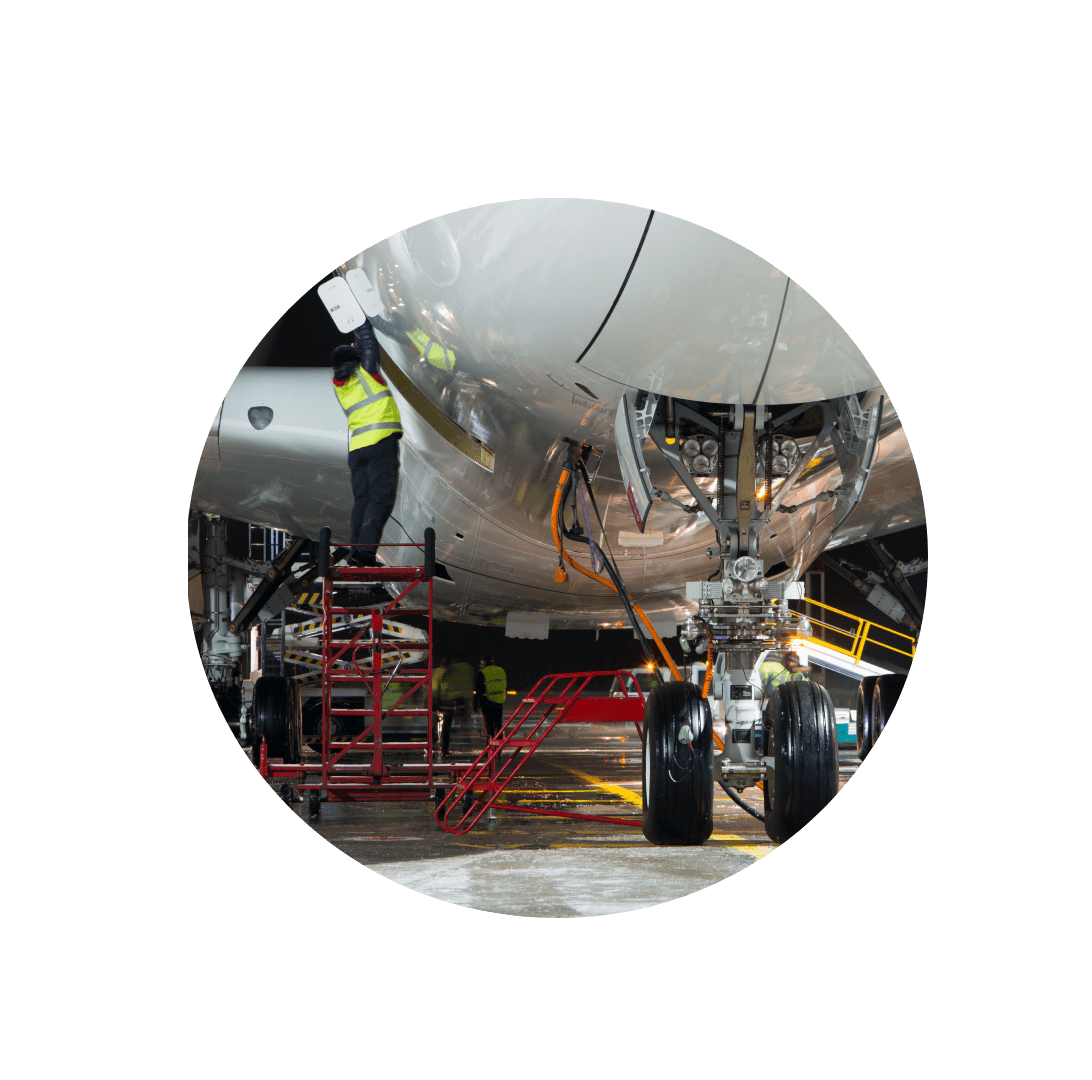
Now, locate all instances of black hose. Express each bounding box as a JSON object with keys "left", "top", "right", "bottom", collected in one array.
[
  {"left": 557, "top": 467, "right": 660, "bottom": 672},
  {"left": 717, "top": 777, "right": 765, "bottom": 821}
]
